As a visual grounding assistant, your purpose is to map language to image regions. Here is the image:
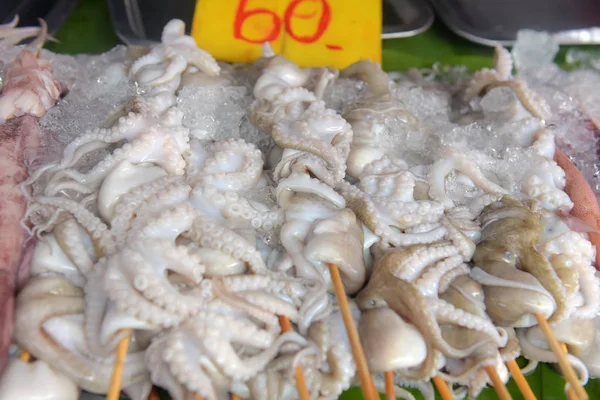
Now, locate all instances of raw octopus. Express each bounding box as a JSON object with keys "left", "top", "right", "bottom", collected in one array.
[
  {"left": 0, "top": 18, "right": 65, "bottom": 375},
  {"left": 2, "top": 16, "right": 600, "bottom": 400}
]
